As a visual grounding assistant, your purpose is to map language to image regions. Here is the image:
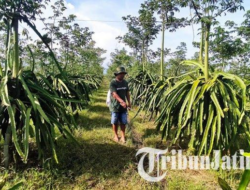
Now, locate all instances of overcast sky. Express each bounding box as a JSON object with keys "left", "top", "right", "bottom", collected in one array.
[{"left": 24, "top": 0, "right": 250, "bottom": 71}]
